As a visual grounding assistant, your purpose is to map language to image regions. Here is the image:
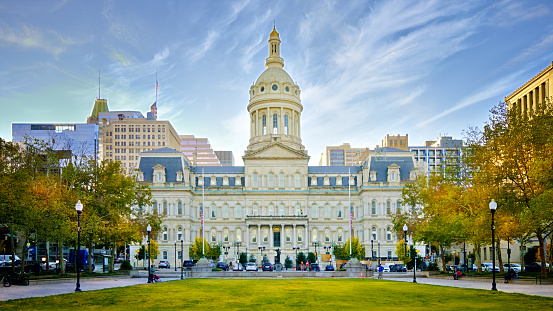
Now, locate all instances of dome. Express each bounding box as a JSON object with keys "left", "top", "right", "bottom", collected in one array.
[{"left": 255, "top": 67, "right": 294, "bottom": 86}]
